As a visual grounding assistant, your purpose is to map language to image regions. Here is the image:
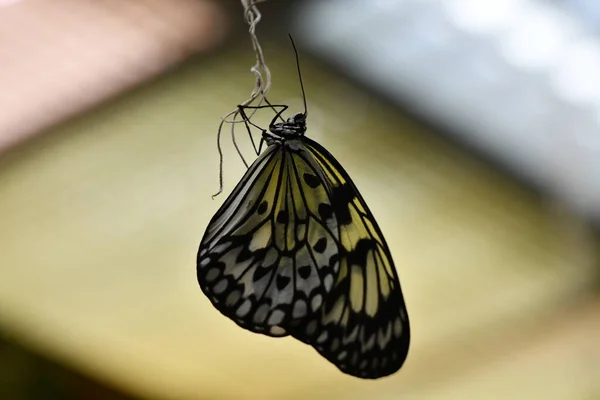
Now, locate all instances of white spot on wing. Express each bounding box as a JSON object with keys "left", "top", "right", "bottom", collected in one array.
[
  {"left": 213, "top": 279, "right": 228, "bottom": 294},
  {"left": 236, "top": 299, "right": 252, "bottom": 318}
]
